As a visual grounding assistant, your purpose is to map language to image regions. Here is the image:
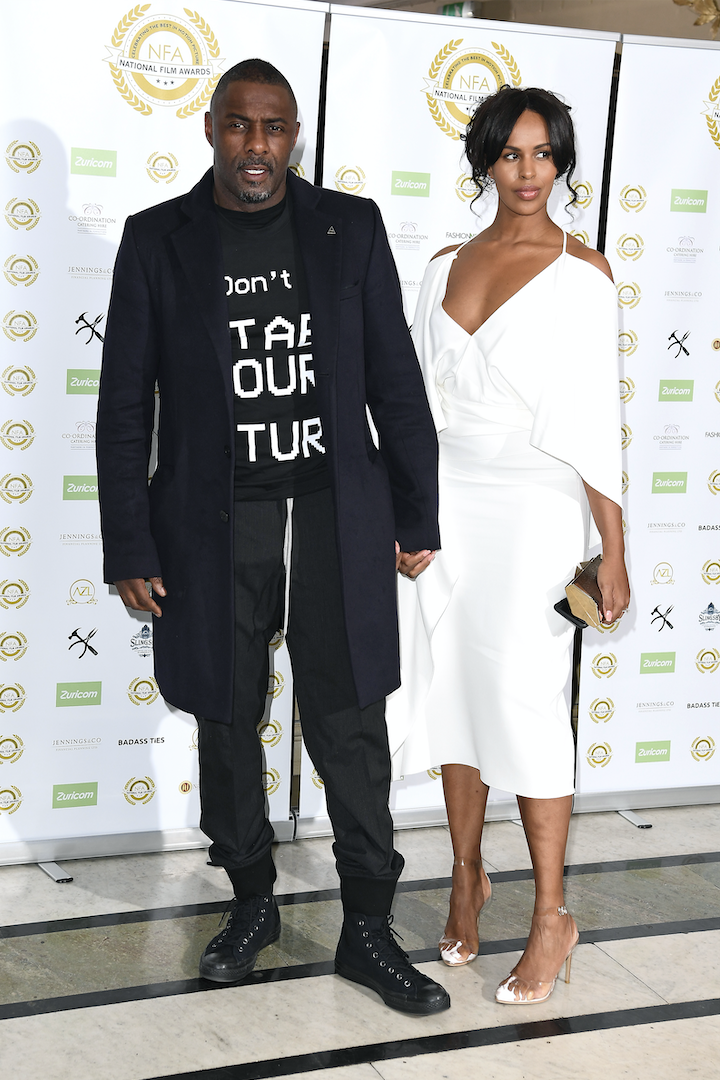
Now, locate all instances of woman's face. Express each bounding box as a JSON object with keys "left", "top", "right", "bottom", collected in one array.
[{"left": 487, "top": 110, "right": 557, "bottom": 216}]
